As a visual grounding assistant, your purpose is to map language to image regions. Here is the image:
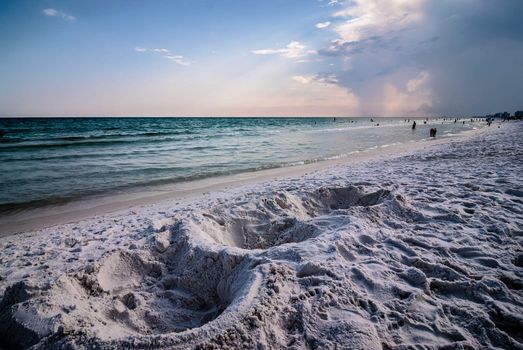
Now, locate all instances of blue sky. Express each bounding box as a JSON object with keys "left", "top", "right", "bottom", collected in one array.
[{"left": 1, "top": 0, "right": 522, "bottom": 117}]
